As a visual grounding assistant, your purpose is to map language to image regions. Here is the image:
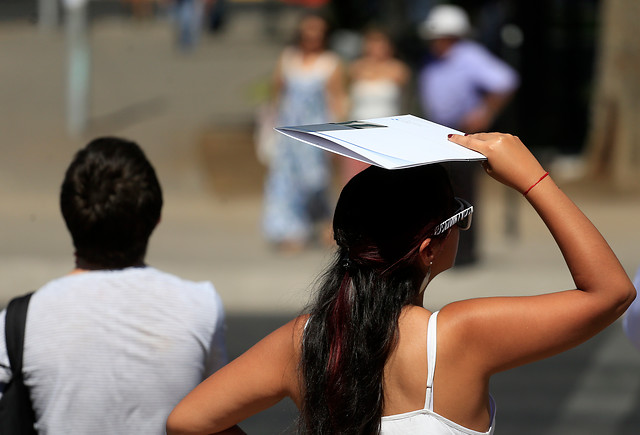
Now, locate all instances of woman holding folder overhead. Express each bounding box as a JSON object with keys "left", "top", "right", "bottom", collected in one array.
[{"left": 167, "top": 132, "right": 634, "bottom": 434}]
